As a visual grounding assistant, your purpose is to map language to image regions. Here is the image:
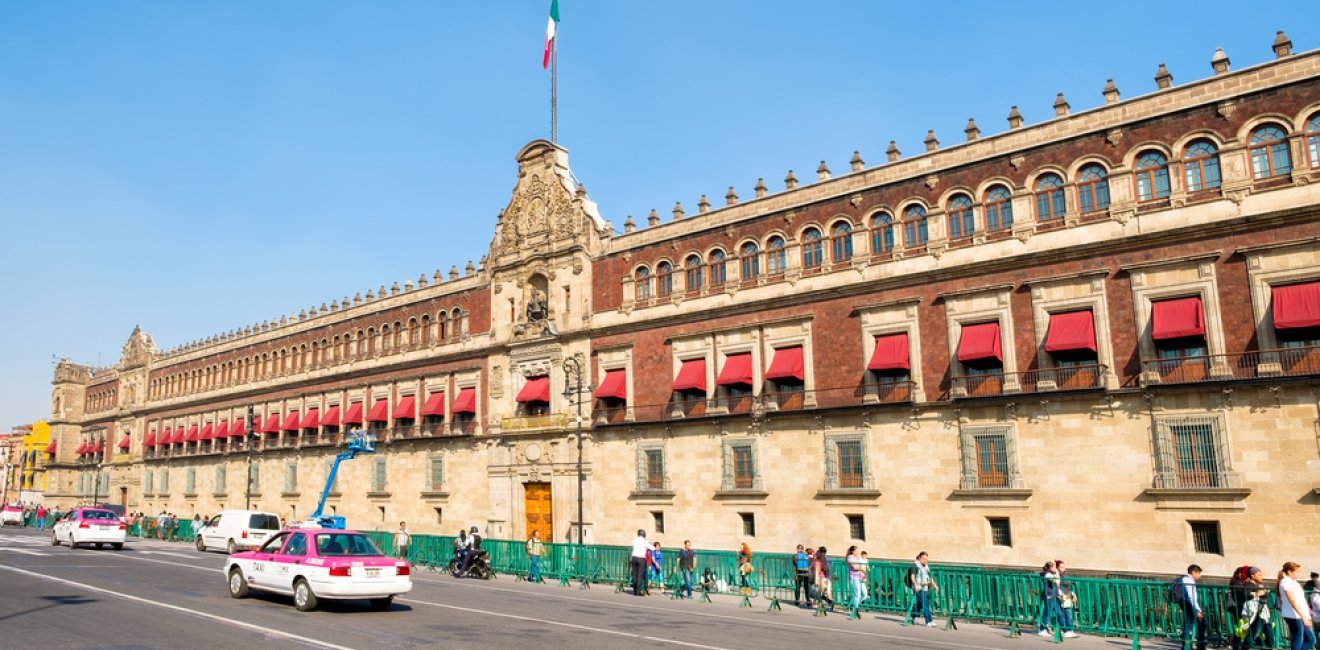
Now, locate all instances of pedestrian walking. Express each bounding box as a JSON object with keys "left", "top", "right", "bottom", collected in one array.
[
  {"left": 648, "top": 541, "right": 664, "bottom": 595},
  {"left": 815, "top": 546, "right": 834, "bottom": 610},
  {"left": 678, "top": 540, "right": 696, "bottom": 599},
  {"left": 1056, "top": 560, "right": 1079, "bottom": 638},
  {"left": 846, "top": 546, "right": 866, "bottom": 610},
  {"left": 525, "top": 529, "right": 543, "bottom": 583},
  {"left": 1278, "top": 562, "right": 1317, "bottom": 650},
  {"left": 907, "top": 551, "right": 937, "bottom": 627},
  {"left": 1176, "top": 564, "right": 1208, "bottom": 650},
  {"left": 791, "top": 545, "right": 811, "bottom": 605},
  {"left": 737, "top": 543, "right": 753, "bottom": 597},
  {"left": 629, "top": 529, "right": 649, "bottom": 596},
  {"left": 1230, "top": 566, "right": 1270, "bottom": 650},
  {"left": 859, "top": 551, "right": 871, "bottom": 605},
  {"left": 35, "top": 505, "right": 47, "bottom": 530},
  {"left": 394, "top": 521, "right": 410, "bottom": 559},
  {"left": 1038, "top": 561, "right": 1062, "bottom": 637}
]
